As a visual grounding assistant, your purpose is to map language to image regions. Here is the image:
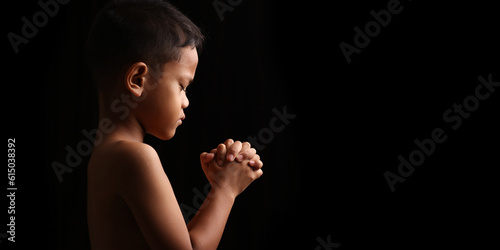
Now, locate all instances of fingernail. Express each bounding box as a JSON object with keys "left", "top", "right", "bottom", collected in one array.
[
  {"left": 236, "top": 155, "right": 243, "bottom": 161},
  {"left": 249, "top": 160, "right": 255, "bottom": 165},
  {"left": 218, "top": 160, "right": 223, "bottom": 166},
  {"left": 227, "top": 154, "right": 234, "bottom": 161}
]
